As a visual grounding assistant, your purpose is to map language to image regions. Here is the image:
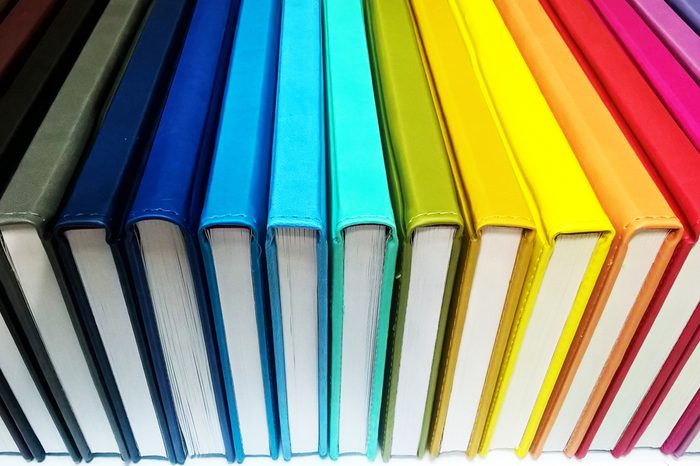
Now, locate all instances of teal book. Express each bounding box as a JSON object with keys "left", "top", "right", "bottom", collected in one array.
[{"left": 325, "top": 0, "right": 398, "bottom": 460}]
